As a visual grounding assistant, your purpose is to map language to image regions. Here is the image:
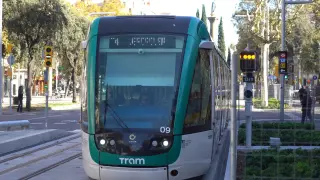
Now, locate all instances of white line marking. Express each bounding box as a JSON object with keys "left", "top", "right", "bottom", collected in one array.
[
  {"left": 30, "top": 123, "right": 43, "bottom": 124},
  {"left": 28, "top": 115, "right": 62, "bottom": 120},
  {"left": 61, "top": 120, "right": 77, "bottom": 123},
  {"left": 54, "top": 123, "right": 66, "bottom": 125},
  {"left": 1, "top": 113, "right": 37, "bottom": 116}
]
